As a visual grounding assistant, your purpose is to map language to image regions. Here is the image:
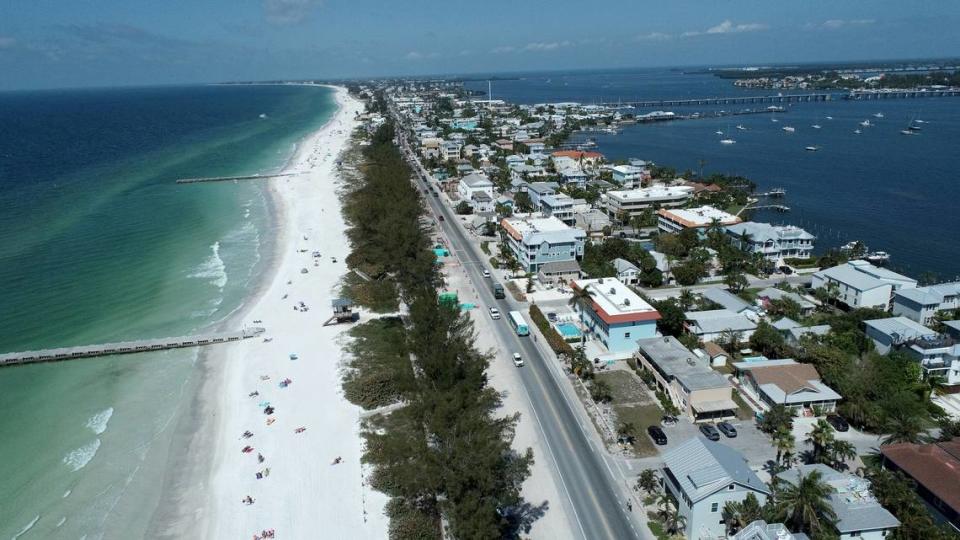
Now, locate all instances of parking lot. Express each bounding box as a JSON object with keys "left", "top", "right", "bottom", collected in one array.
[{"left": 654, "top": 416, "right": 778, "bottom": 478}]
